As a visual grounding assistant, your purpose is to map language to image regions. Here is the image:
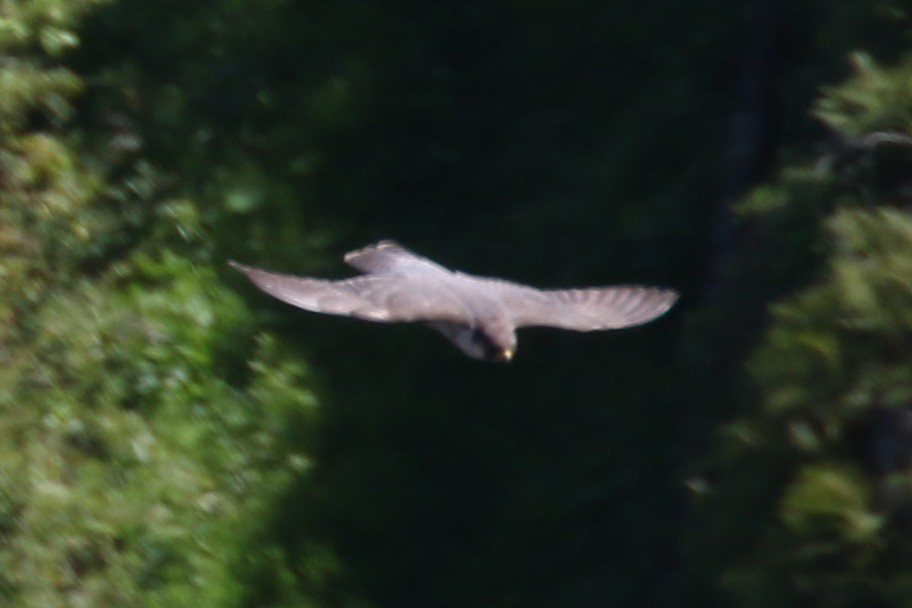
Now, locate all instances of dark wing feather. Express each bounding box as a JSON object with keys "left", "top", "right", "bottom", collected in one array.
[
  {"left": 493, "top": 281, "right": 678, "bottom": 331},
  {"left": 343, "top": 240, "right": 450, "bottom": 276},
  {"left": 230, "top": 261, "right": 469, "bottom": 323}
]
